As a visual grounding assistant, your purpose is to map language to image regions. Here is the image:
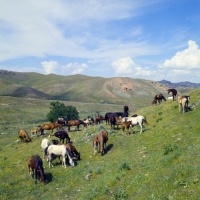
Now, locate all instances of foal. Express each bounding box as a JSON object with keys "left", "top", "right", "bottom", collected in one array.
[{"left": 28, "top": 155, "right": 47, "bottom": 185}]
